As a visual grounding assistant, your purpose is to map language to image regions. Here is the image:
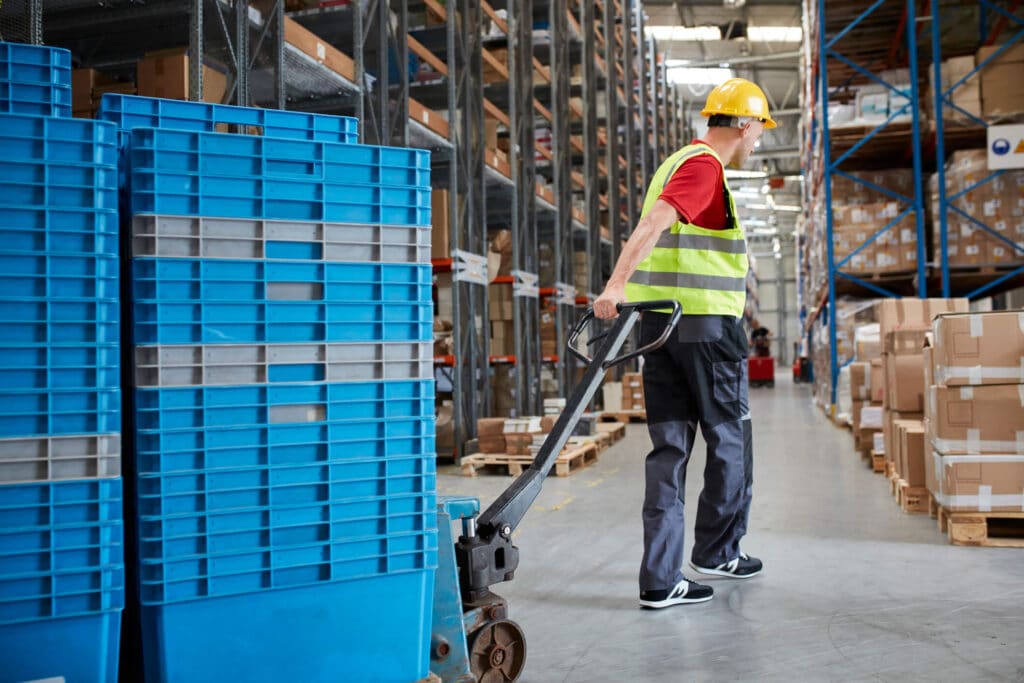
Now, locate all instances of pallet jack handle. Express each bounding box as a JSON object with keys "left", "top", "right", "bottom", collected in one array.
[{"left": 455, "top": 300, "right": 681, "bottom": 602}]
